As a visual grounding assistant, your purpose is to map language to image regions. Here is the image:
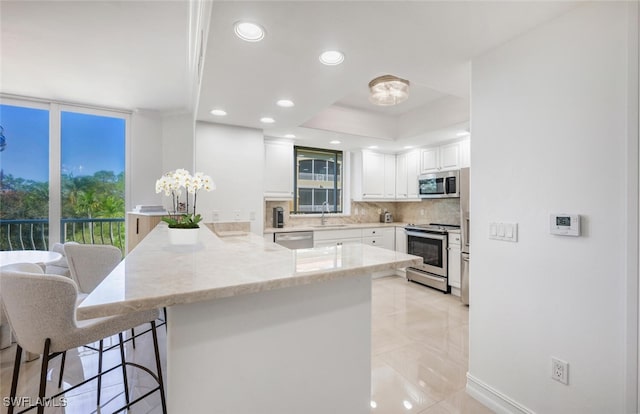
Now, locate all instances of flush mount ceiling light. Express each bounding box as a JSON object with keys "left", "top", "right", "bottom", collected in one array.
[
  {"left": 234, "top": 21, "right": 265, "bottom": 42},
  {"left": 330, "top": 140, "right": 341, "bottom": 144},
  {"left": 276, "top": 99, "right": 295, "bottom": 108},
  {"left": 319, "top": 50, "right": 344, "bottom": 66},
  {"left": 210, "top": 109, "right": 227, "bottom": 116},
  {"left": 368, "top": 75, "right": 410, "bottom": 106},
  {"left": 260, "top": 117, "right": 275, "bottom": 124}
]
